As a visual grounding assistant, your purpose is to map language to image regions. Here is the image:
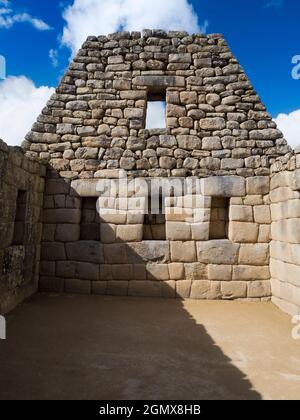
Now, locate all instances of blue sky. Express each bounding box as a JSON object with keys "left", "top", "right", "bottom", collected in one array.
[{"left": 0, "top": 0, "right": 300, "bottom": 146}]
